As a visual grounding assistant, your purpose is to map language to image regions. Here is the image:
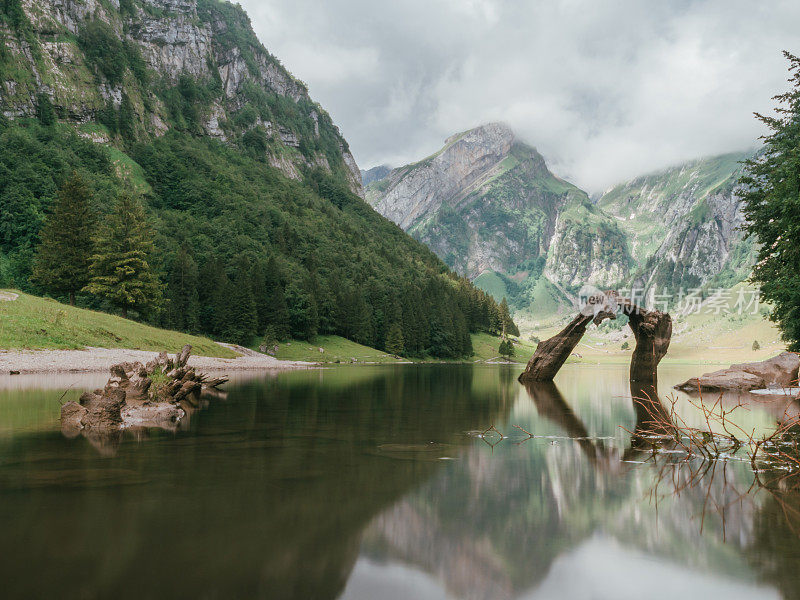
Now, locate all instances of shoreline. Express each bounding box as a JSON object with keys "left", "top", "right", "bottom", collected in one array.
[{"left": 0, "top": 346, "right": 316, "bottom": 375}]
